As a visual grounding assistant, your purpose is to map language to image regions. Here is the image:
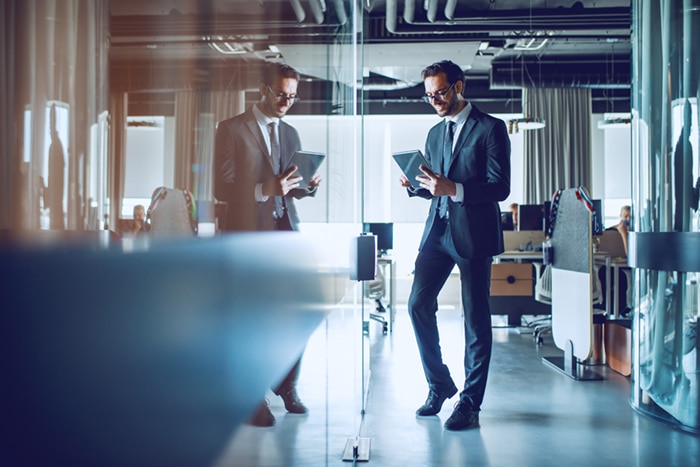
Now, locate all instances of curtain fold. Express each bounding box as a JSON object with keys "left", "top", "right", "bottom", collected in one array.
[
  {"left": 108, "top": 91, "right": 126, "bottom": 229},
  {"left": 174, "top": 90, "right": 244, "bottom": 198},
  {"left": 523, "top": 88, "right": 592, "bottom": 204}
]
